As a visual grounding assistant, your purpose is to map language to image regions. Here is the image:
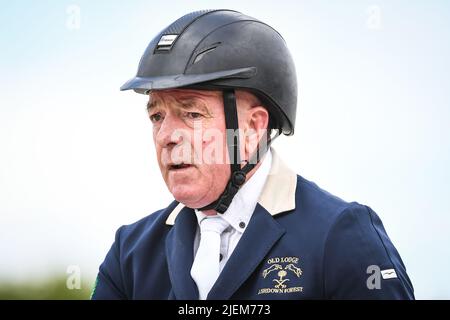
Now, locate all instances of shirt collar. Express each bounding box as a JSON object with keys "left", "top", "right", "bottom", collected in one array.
[{"left": 194, "top": 149, "right": 272, "bottom": 233}]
